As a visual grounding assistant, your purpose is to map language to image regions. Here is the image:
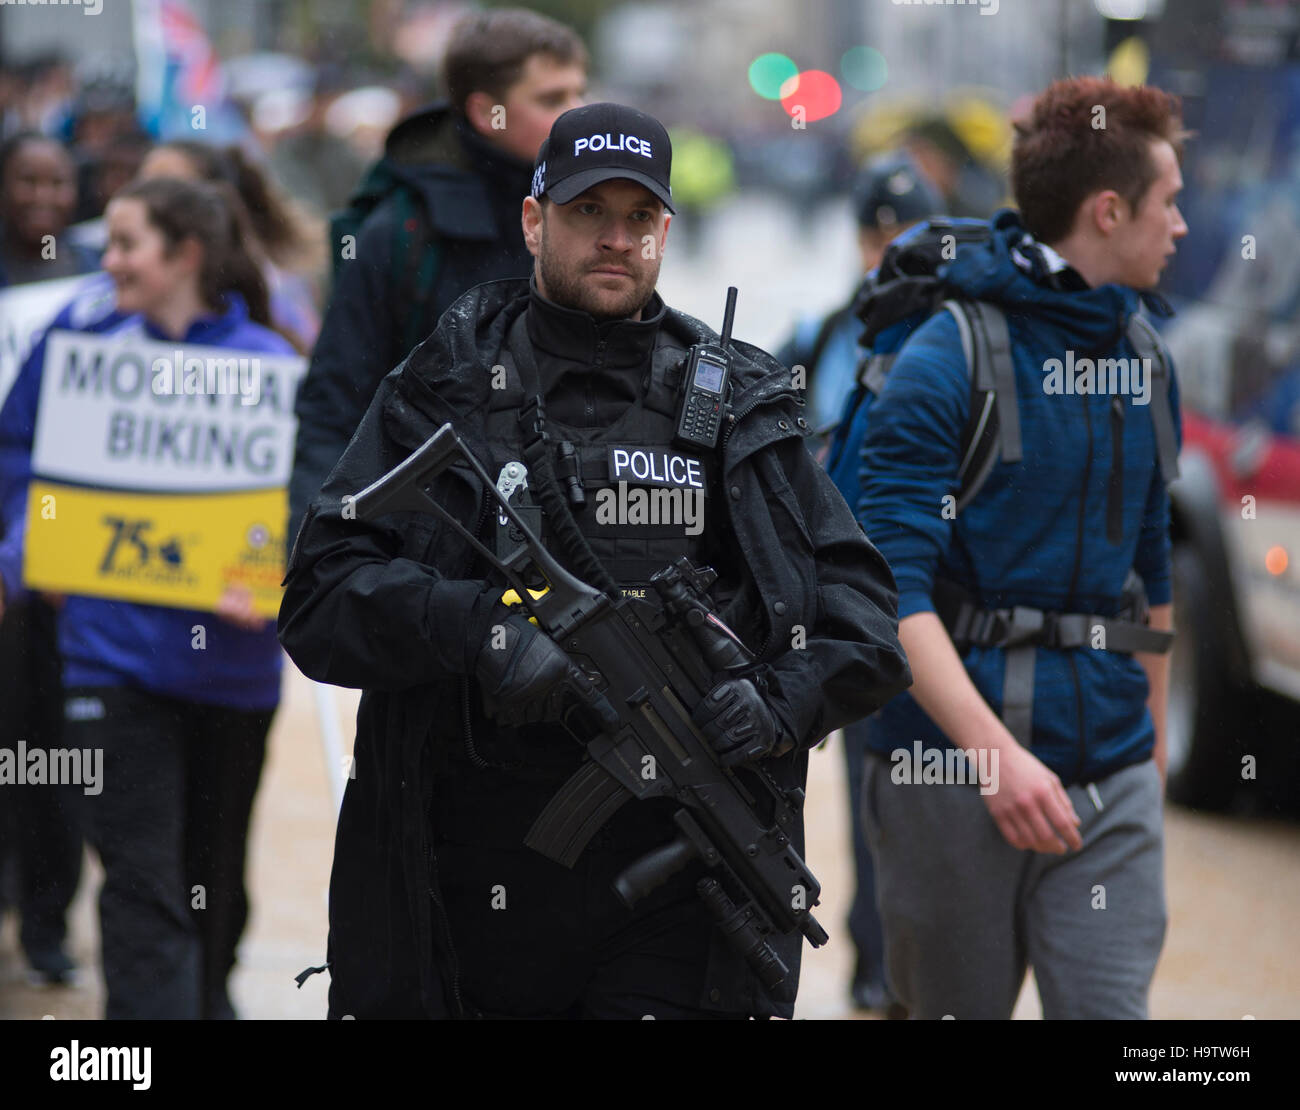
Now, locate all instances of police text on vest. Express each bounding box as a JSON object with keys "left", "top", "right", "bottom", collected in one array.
[{"left": 608, "top": 447, "right": 705, "bottom": 490}]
